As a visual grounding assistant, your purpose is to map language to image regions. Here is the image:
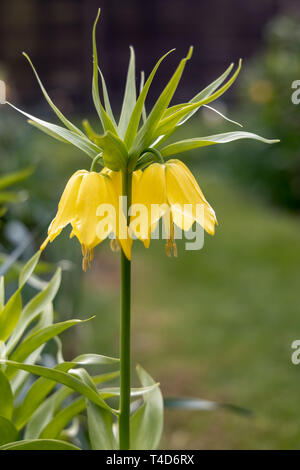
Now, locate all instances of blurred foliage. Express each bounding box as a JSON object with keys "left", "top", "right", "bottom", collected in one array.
[{"left": 206, "top": 14, "right": 300, "bottom": 210}]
